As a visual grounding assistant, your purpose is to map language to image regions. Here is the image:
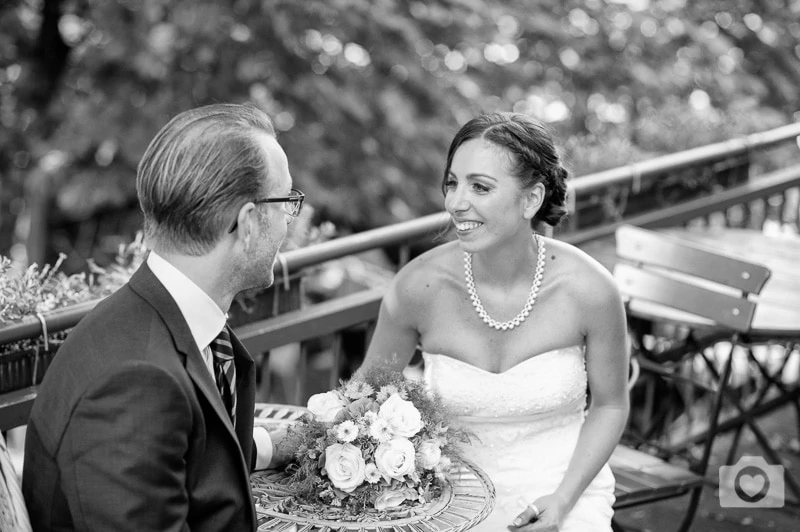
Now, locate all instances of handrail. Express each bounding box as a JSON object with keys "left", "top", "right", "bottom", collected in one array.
[
  {"left": 563, "top": 163, "right": 800, "bottom": 245},
  {"left": 235, "top": 287, "right": 385, "bottom": 354},
  {"left": 276, "top": 212, "right": 451, "bottom": 273},
  {"left": 1, "top": 123, "right": 798, "bottom": 347},
  {"left": 570, "top": 122, "right": 800, "bottom": 194},
  {"left": 0, "top": 300, "right": 98, "bottom": 345}
]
